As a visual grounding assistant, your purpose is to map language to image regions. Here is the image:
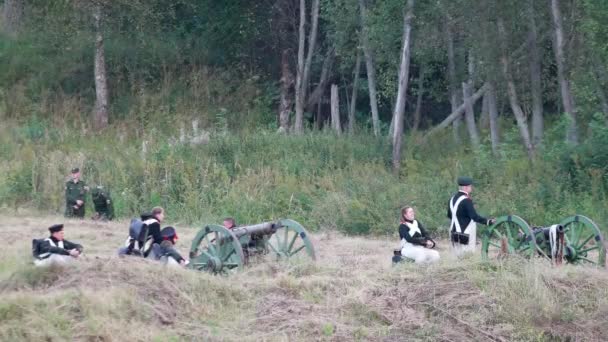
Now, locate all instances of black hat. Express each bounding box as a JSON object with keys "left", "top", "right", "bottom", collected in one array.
[
  {"left": 457, "top": 176, "right": 473, "bottom": 186},
  {"left": 71, "top": 167, "right": 80, "bottom": 174},
  {"left": 48, "top": 224, "right": 64, "bottom": 233},
  {"left": 161, "top": 226, "right": 177, "bottom": 239}
]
